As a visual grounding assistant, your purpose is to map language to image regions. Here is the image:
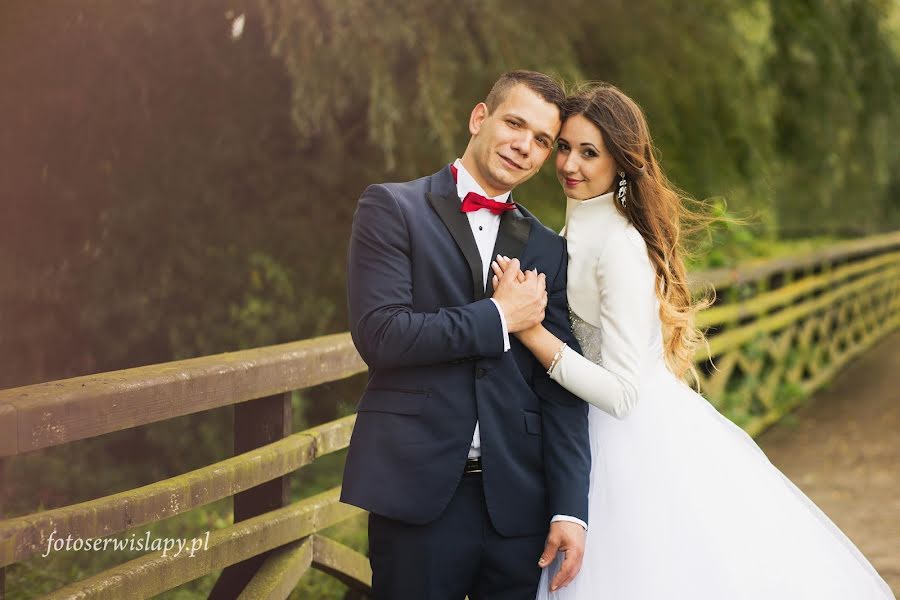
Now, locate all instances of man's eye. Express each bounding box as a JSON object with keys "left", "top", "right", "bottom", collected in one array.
[
  {"left": 507, "top": 120, "right": 520, "bottom": 127},
  {"left": 538, "top": 138, "right": 550, "bottom": 148}
]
